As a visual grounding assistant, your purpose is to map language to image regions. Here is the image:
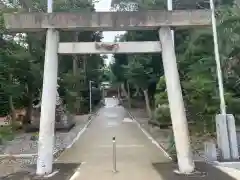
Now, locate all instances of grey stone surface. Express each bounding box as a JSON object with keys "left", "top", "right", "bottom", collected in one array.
[
  {"left": 226, "top": 114, "right": 239, "bottom": 159},
  {"left": 204, "top": 141, "right": 217, "bottom": 161},
  {"left": 237, "top": 130, "right": 240, "bottom": 148},
  {"left": 216, "top": 114, "right": 239, "bottom": 160},
  {"left": 4, "top": 10, "right": 211, "bottom": 32},
  {"left": 0, "top": 115, "right": 89, "bottom": 155},
  {"left": 58, "top": 41, "right": 162, "bottom": 54},
  {"left": 216, "top": 114, "right": 231, "bottom": 160}
]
